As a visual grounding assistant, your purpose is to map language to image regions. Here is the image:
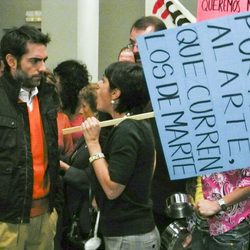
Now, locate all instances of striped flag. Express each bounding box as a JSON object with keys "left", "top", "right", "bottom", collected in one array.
[{"left": 145, "top": 0, "right": 195, "bottom": 28}]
